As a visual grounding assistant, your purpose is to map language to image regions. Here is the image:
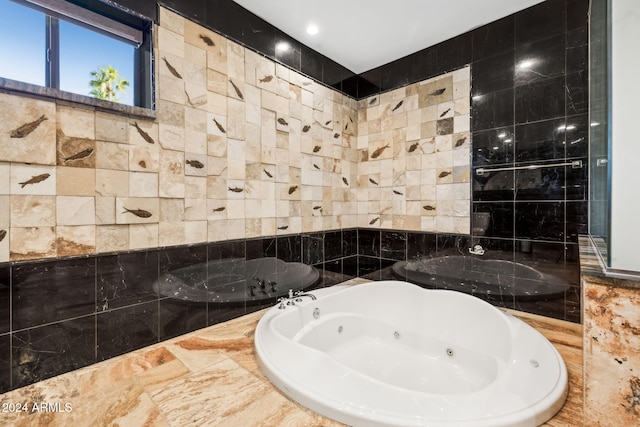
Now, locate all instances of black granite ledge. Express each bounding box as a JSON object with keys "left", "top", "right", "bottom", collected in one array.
[{"left": 0, "top": 78, "right": 156, "bottom": 120}]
